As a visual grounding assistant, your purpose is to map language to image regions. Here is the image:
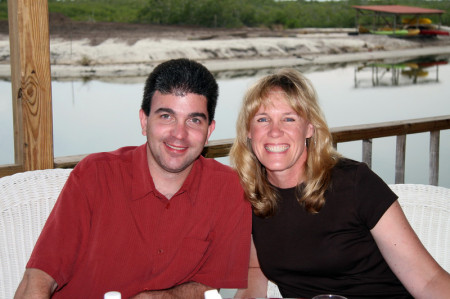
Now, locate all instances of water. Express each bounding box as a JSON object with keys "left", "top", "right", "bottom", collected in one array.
[{"left": 1, "top": 55, "right": 449, "bottom": 187}]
